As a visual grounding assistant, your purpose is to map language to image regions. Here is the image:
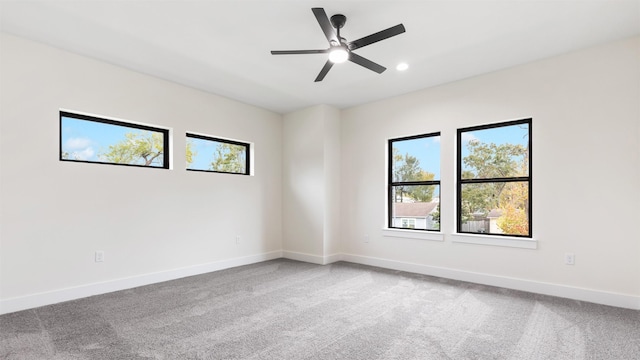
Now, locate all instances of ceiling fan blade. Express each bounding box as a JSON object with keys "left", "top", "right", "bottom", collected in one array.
[
  {"left": 314, "top": 60, "right": 334, "bottom": 82},
  {"left": 349, "top": 52, "right": 386, "bottom": 74},
  {"left": 271, "top": 50, "right": 328, "bottom": 55},
  {"left": 348, "top": 24, "right": 406, "bottom": 51},
  {"left": 312, "top": 8, "right": 339, "bottom": 44}
]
